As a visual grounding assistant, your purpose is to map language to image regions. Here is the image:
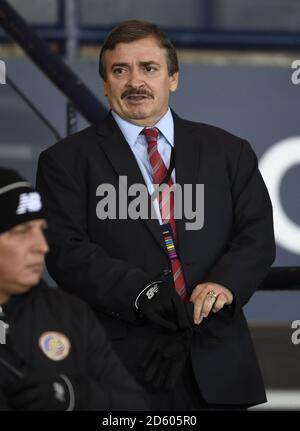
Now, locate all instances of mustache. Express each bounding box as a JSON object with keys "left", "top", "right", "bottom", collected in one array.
[{"left": 121, "top": 88, "right": 154, "bottom": 99}]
